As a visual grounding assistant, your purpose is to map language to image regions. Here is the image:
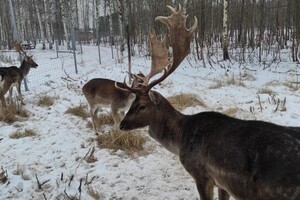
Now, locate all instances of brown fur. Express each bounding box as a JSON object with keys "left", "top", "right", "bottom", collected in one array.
[
  {"left": 120, "top": 91, "right": 300, "bottom": 200},
  {"left": 0, "top": 55, "right": 38, "bottom": 108},
  {"left": 82, "top": 78, "right": 135, "bottom": 134}
]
